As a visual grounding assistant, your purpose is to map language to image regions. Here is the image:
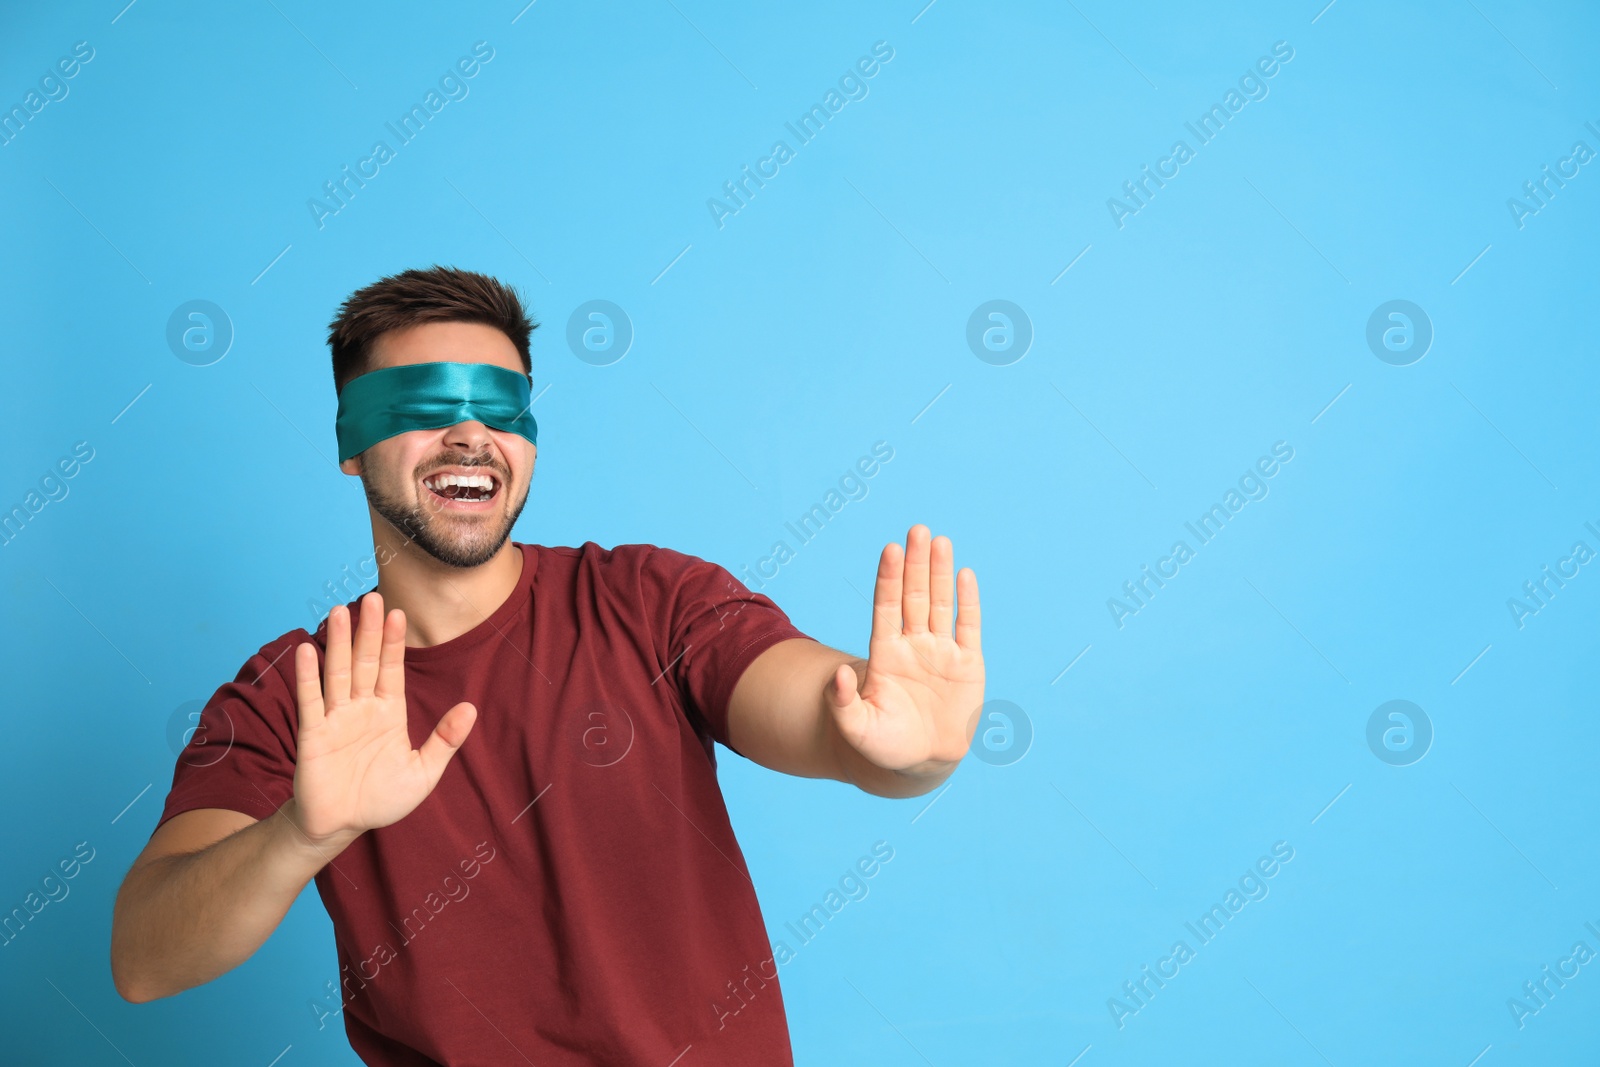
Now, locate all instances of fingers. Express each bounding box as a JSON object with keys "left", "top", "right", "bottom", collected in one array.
[
  {"left": 928, "top": 534, "right": 955, "bottom": 636},
  {"left": 418, "top": 701, "right": 477, "bottom": 786},
  {"left": 294, "top": 642, "right": 326, "bottom": 730},
  {"left": 870, "top": 541, "right": 904, "bottom": 648},
  {"left": 373, "top": 607, "right": 408, "bottom": 701},
  {"left": 350, "top": 592, "right": 384, "bottom": 697},
  {"left": 324, "top": 604, "right": 352, "bottom": 707},
  {"left": 900, "top": 524, "right": 933, "bottom": 634},
  {"left": 954, "top": 567, "right": 981, "bottom": 652}
]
